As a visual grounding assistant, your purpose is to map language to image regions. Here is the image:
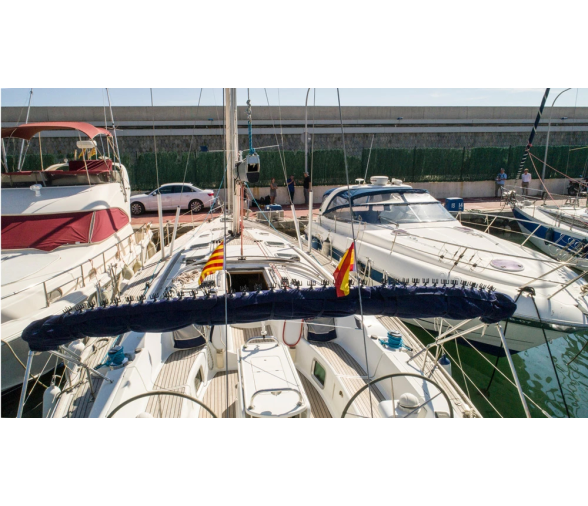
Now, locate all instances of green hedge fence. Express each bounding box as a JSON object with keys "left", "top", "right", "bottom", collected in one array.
[{"left": 4, "top": 145, "right": 586, "bottom": 191}]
